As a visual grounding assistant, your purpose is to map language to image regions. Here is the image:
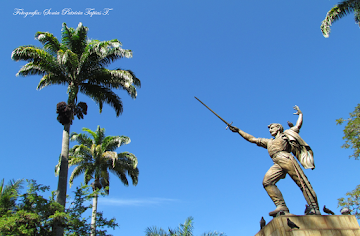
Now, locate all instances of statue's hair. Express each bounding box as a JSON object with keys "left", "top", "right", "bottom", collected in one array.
[{"left": 268, "top": 123, "right": 284, "bottom": 133}]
